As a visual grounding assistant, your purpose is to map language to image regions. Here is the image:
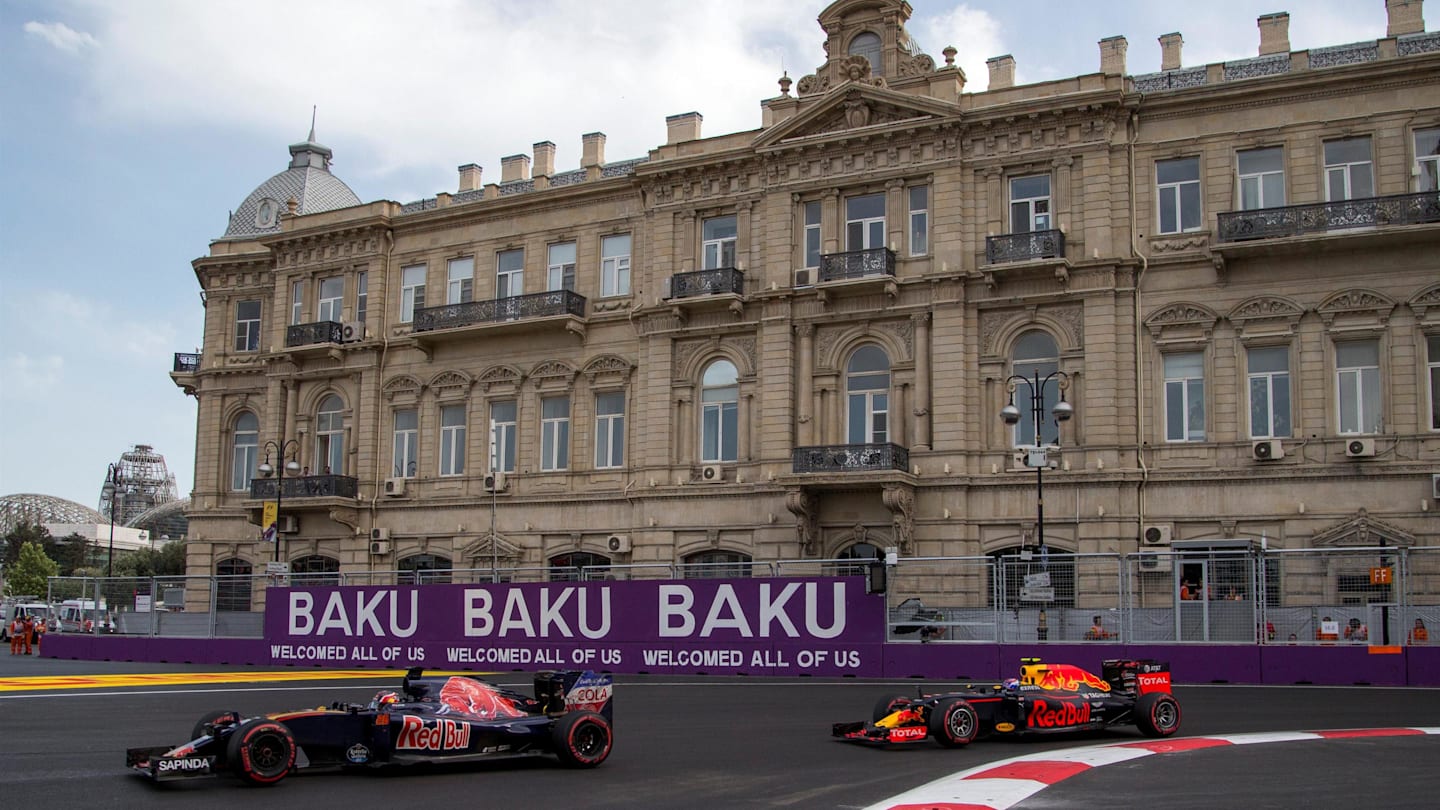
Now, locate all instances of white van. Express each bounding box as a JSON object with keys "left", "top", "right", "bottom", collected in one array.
[
  {"left": 1, "top": 599, "right": 54, "bottom": 641},
  {"left": 55, "top": 599, "right": 115, "bottom": 633}
]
